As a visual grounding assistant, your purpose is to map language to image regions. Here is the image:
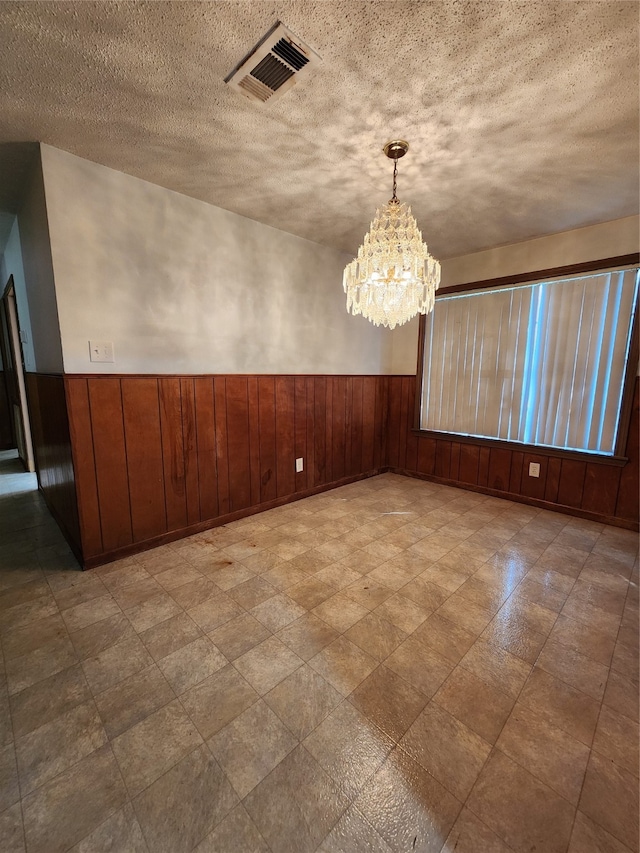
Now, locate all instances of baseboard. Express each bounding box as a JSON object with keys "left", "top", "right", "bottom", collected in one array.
[
  {"left": 82, "top": 469, "right": 386, "bottom": 569},
  {"left": 391, "top": 468, "right": 639, "bottom": 532}
]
